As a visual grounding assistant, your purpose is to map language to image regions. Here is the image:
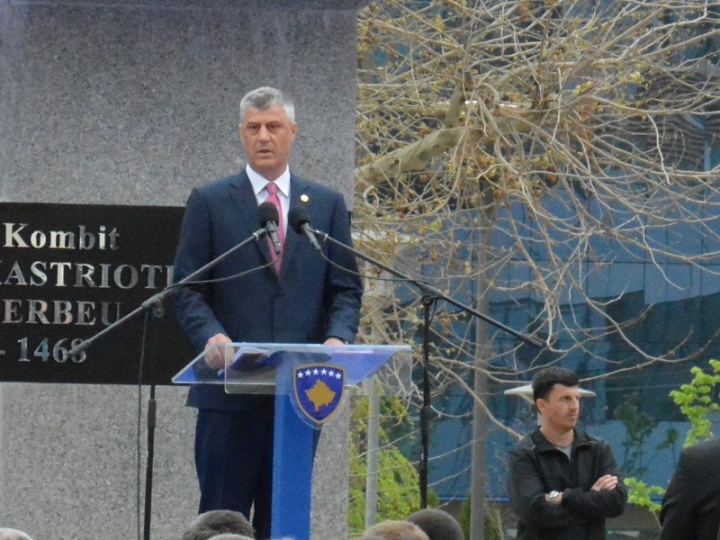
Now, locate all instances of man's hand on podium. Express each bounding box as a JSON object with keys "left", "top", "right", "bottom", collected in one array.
[
  {"left": 204, "top": 335, "right": 346, "bottom": 370},
  {"left": 204, "top": 333, "right": 233, "bottom": 369}
]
